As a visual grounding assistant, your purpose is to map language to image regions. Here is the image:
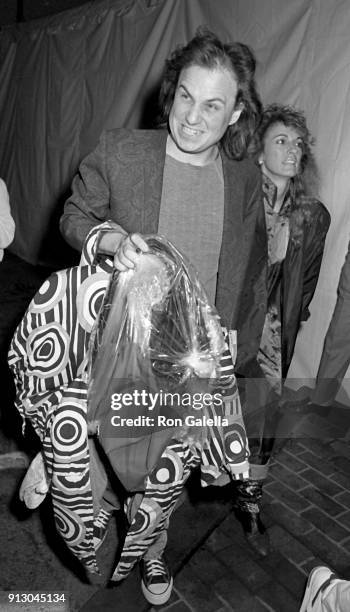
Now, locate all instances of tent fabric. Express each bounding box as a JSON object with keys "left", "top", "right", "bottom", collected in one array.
[{"left": 1, "top": 0, "right": 350, "bottom": 387}]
